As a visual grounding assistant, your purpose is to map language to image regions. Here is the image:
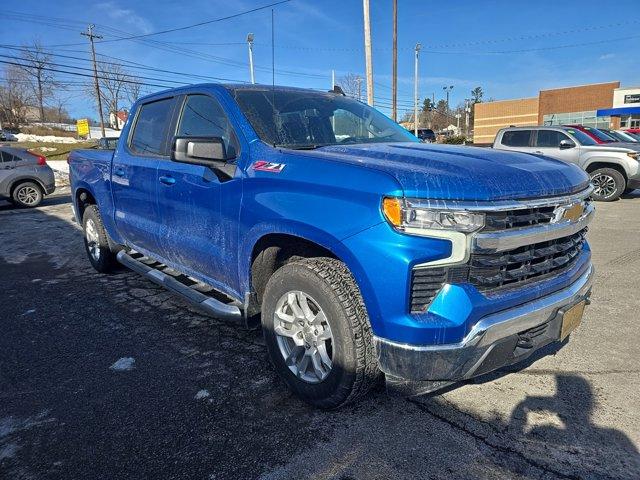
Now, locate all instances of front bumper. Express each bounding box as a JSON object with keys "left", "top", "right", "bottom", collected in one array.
[{"left": 374, "top": 264, "right": 593, "bottom": 385}]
